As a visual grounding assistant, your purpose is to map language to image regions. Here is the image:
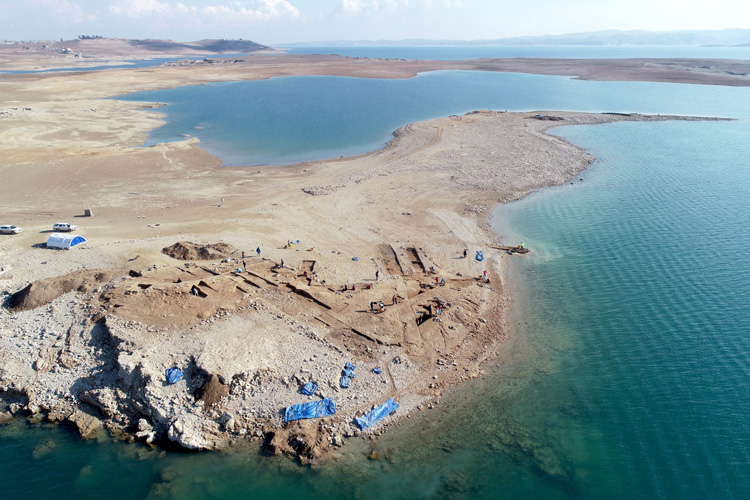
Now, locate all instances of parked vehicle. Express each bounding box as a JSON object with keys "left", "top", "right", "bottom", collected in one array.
[
  {"left": 52, "top": 222, "right": 77, "bottom": 232},
  {"left": 0, "top": 225, "right": 22, "bottom": 234}
]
